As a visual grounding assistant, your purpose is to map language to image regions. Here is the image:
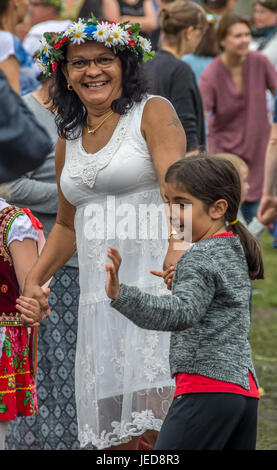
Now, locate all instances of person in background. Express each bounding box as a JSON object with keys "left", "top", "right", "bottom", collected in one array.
[
  {"left": 145, "top": 0, "right": 207, "bottom": 153},
  {"left": 23, "top": 0, "right": 71, "bottom": 59},
  {"left": 102, "top": 0, "right": 158, "bottom": 36},
  {"left": 250, "top": 0, "right": 277, "bottom": 69},
  {"left": 216, "top": 152, "right": 277, "bottom": 237},
  {"left": 151, "top": 0, "right": 201, "bottom": 49},
  {"left": 15, "top": 10, "right": 32, "bottom": 42},
  {"left": 258, "top": 90, "right": 277, "bottom": 248},
  {"left": 258, "top": 90, "right": 277, "bottom": 217},
  {"left": 250, "top": 1, "right": 277, "bottom": 124},
  {"left": 202, "top": 0, "right": 237, "bottom": 24},
  {"left": 0, "top": 74, "right": 81, "bottom": 450},
  {"left": 200, "top": 13, "right": 277, "bottom": 223},
  {"left": 0, "top": 70, "right": 51, "bottom": 182},
  {"left": 0, "top": 0, "right": 39, "bottom": 95},
  {"left": 77, "top": 0, "right": 103, "bottom": 19},
  {"left": 182, "top": 13, "right": 219, "bottom": 84}
]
